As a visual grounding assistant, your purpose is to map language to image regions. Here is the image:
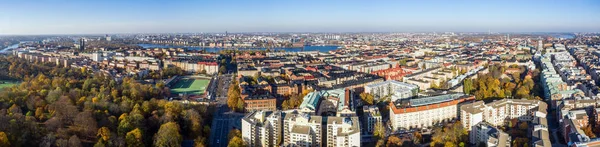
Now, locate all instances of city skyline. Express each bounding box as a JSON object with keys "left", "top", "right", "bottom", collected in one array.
[{"left": 1, "top": 0, "right": 599, "bottom": 35}]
